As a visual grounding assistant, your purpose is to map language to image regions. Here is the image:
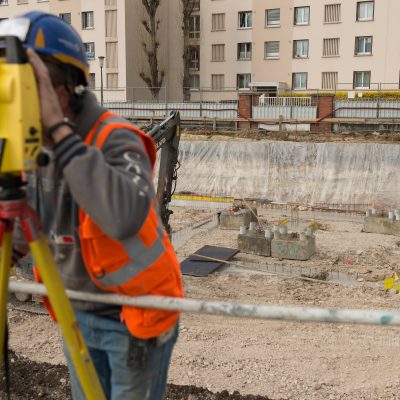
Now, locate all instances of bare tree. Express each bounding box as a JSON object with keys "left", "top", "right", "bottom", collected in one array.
[
  {"left": 139, "top": 0, "right": 165, "bottom": 99},
  {"left": 181, "top": 0, "right": 197, "bottom": 101}
]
